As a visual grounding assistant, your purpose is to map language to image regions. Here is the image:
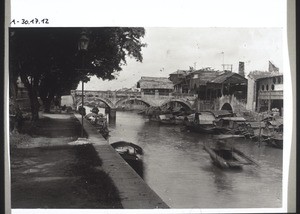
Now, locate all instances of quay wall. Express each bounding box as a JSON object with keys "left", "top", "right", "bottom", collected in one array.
[{"left": 74, "top": 113, "right": 169, "bottom": 209}]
